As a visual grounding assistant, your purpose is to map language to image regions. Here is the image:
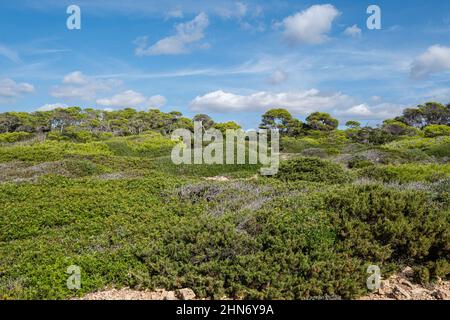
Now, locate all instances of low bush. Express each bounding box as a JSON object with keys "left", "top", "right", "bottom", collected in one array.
[
  {"left": 347, "top": 156, "right": 374, "bottom": 169},
  {"left": 323, "top": 185, "right": 449, "bottom": 280},
  {"left": 0, "top": 132, "right": 34, "bottom": 143},
  {"left": 423, "top": 125, "right": 450, "bottom": 138},
  {"left": 276, "top": 157, "right": 353, "bottom": 184},
  {"left": 0, "top": 141, "right": 112, "bottom": 163},
  {"left": 358, "top": 163, "right": 450, "bottom": 183},
  {"left": 104, "top": 133, "right": 176, "bottom": 158},
  {"left": 382, "top": 136, "right": 450, "bottom": 158}
]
